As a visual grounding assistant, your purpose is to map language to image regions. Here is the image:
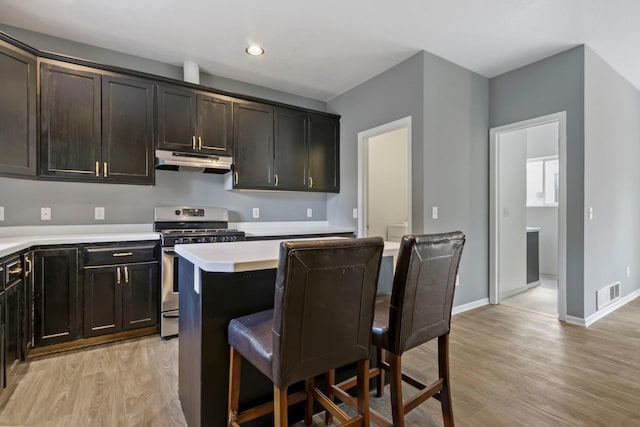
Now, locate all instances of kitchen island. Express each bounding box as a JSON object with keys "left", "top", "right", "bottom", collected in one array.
[{"left": 175, "top": 238, "right": 399, "bottom": 427}]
